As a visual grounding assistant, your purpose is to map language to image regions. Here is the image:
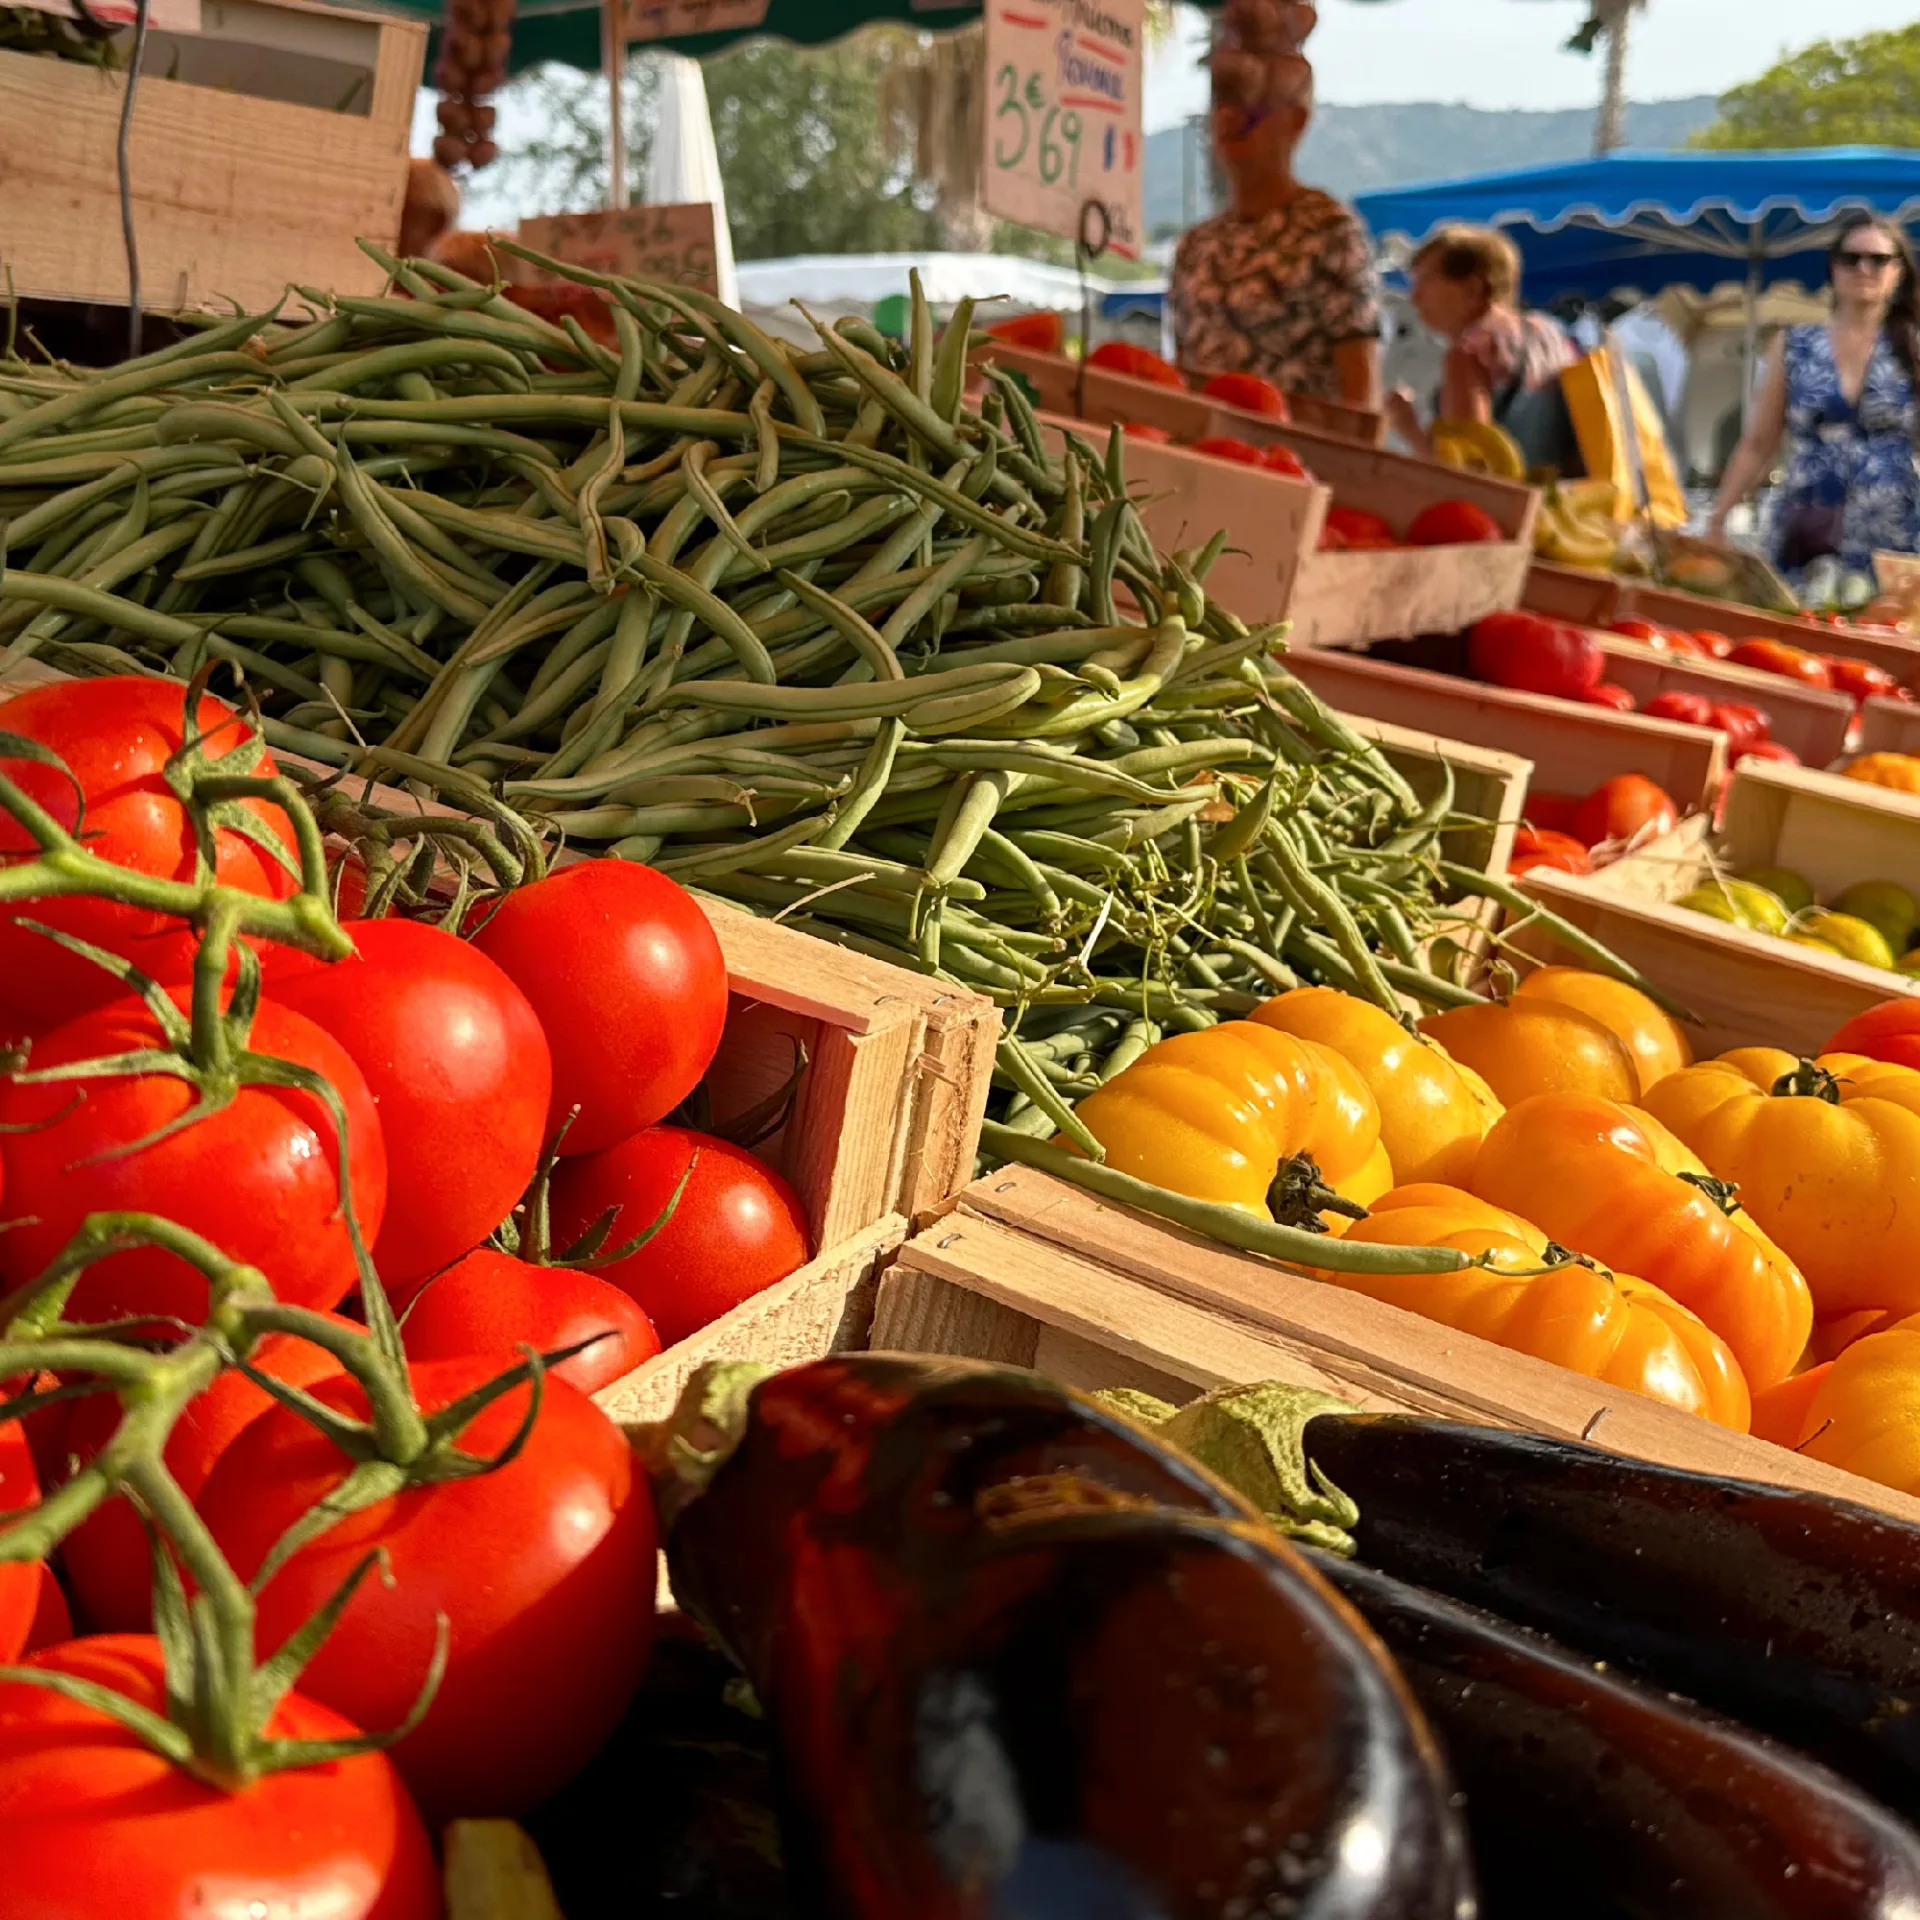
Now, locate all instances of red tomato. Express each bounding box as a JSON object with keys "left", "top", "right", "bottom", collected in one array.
[
  {"left": 983, "top": 310, "right": 1064, "bottom": 354},
  {"left": 1826, "top": 998, "right": 1920, "bottom": 1073},
  {"left": 1728, "top": 638, "right": 1834, "bottom": 688},
  {"left": 1121, "top": 420, "right": 1172, "bottom": 443},
  {"left": 1695, "top": 630, "right": 1735, "bottom": 659},
  {"left": 199, "top": 1356, "right": 656, "bottom": 1822},
  {"left": 1572, "top": 774, "right": 1679, "bottom": 850},
  {"left": 1664, "top": 631, "right": 1711, "bottom": 657},
  {"left": 506, "top": 284, "right": 618, "bottom": 349},
  {"left": 0, "top": 1636, "right": 439, "bottom": 1917},
  {"left": 469, "top": 861, "right": 727, "bottom": 1157},
  {"left": 1525, "top": 791, "right": 1585, "bottom": 836},
  {"left": 548, "top": 1126, "right": 811, "bottom": 1347},
  {"left": 0, "top": 677, "right": 298, "bottom": 1028},
  {"left": 1200, "top": 371, "right": 1290, "bottom": 417},
  {"left": 1260, "top": 442, "right": 1314, "bottom": 481},
  {"left": 1406, "top": 499, "right": 1503, "bottom": 545},
  {"left": 0, "top": 995, "right": 388, "bottom": 1326},
  {"left": 1709, "top": 700, "right": 1771, "bottom": 753},
  {"left": 400, "top": 1247, "right": 661, "bottom": 1395},
  {"left": 1322, "top": 505, "right": 1397, "bottom": 548},
  {"left": 1468, "top": 611, "right": 1603, "bottom": 700},
  {"left": 1735, "top": 739, "right": 1801, "bottom": 767},
  {"left": 1825, "top": 655, "right": 1900, "bottom": 703},
  {"left": 1191, "top": 435, "right": 1265, "bottom": 466},
  {"left": 23, "top": 1565, "right": 70, "bottom": 1653},
  {"left": 1608, "top": 618, "right": 1669, "bottom": 646},
  {"left": 59, "top": 1316, "right": 359, "bottom": 1634},
  {"left": 0, "top": 1420, "right": 40, "bottom": 1664},
  {"left": 1086, "top": 341, "right": 1184, "bottom": 388},
  {"left": 1643, "top": 690, "right": 1716, "bottom": 727},
  {"left": 1582, "top": 683, "right": 1636, "bottom": 712},
  {"left": 261, "top": 919, "right": 552, "bottom": 1285},
  {"left": 1508, "top": 828, "right": 1591, "bottom": 879}
]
